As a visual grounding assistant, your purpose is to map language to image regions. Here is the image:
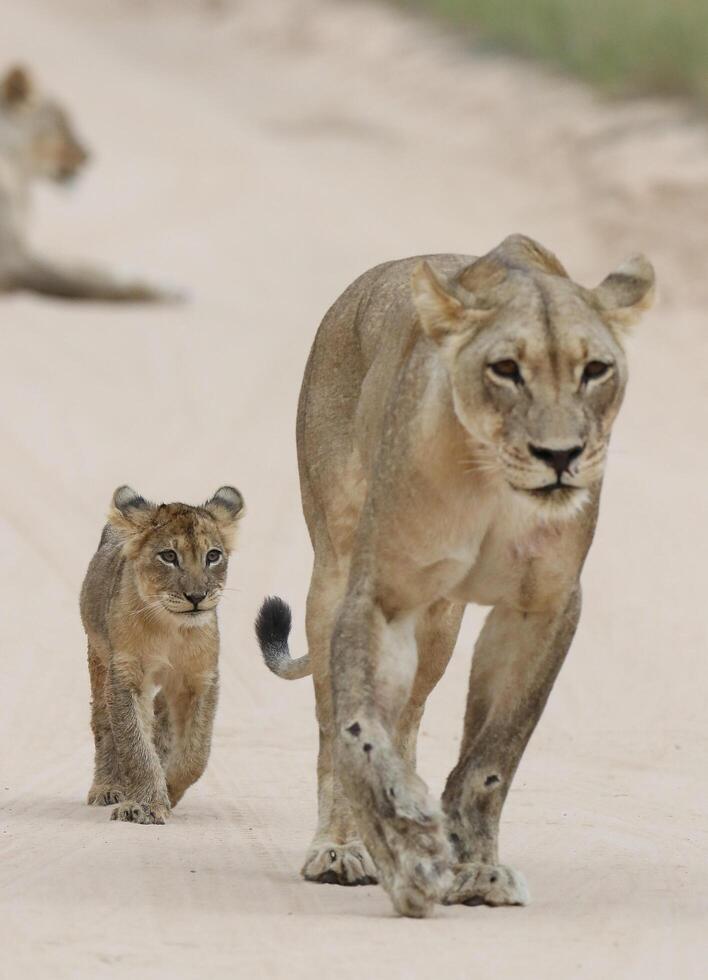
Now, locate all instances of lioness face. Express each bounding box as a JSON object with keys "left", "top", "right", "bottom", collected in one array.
[
  {"left": 1, "top": 65, "right": 89, "bottom": 183},
  {"left": 412, "top": 240, "right": 655, "bottom": 519},
  {"left": 449, "top": 278, "right": 628, "bottom": 514},
  {"left": 108, "top": 487, "right": 244, "bottom": 627}
]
